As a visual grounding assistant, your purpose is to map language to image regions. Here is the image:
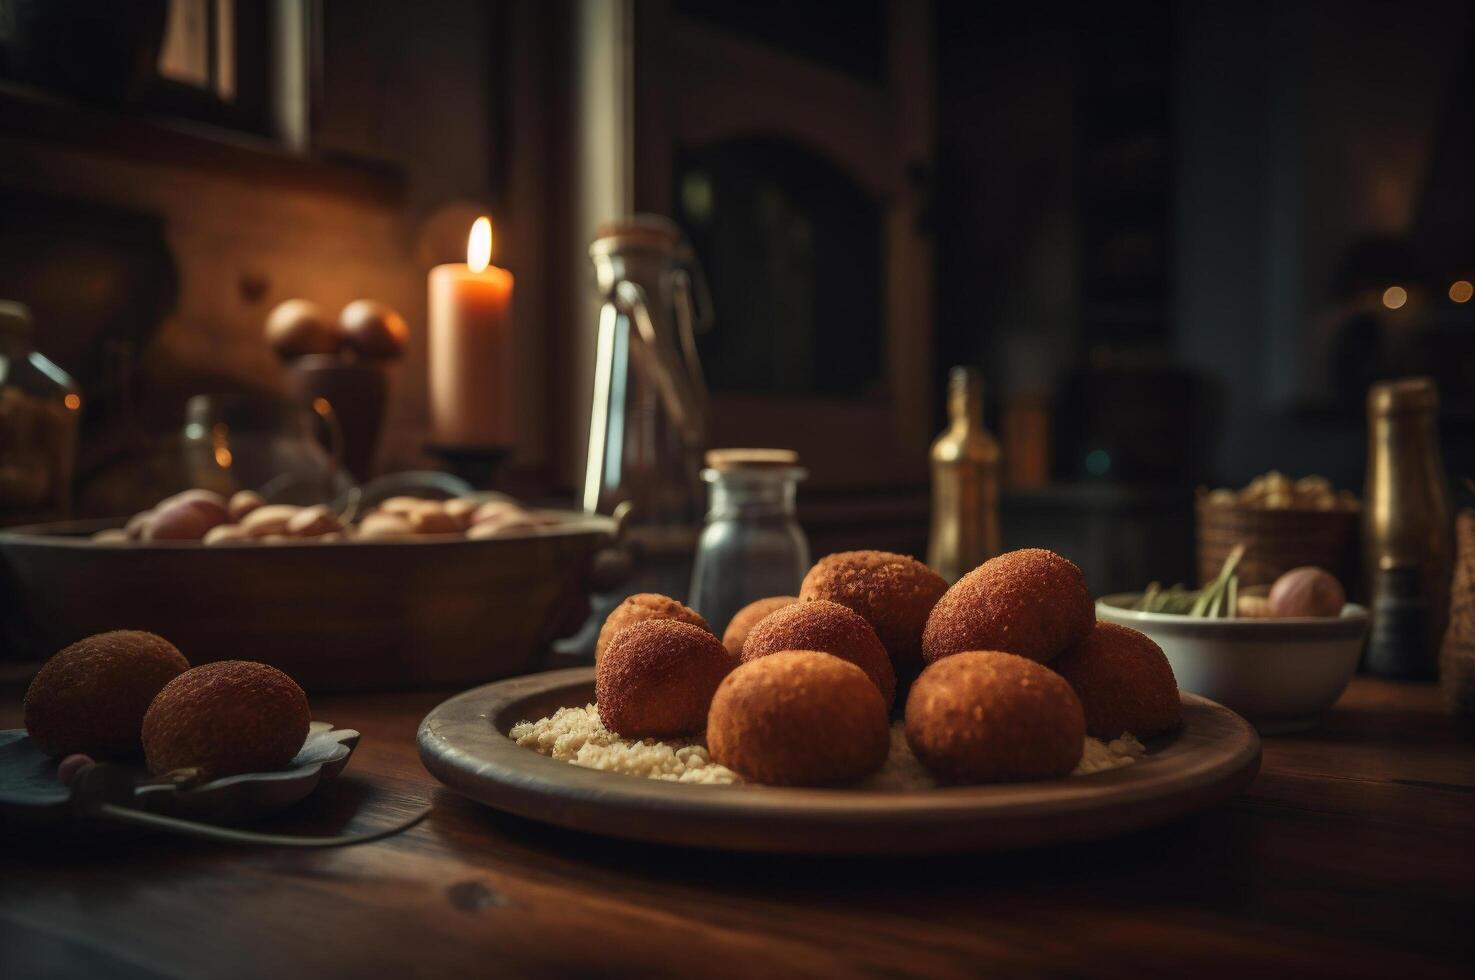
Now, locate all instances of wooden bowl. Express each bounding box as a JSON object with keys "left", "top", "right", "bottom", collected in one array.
[{"left": 0, "top": 513, "right": 621, "bottom": 692}]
